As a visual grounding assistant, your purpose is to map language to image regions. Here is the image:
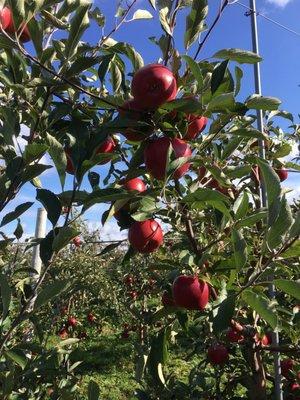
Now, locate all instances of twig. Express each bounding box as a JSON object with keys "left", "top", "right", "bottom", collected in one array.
[{"left": 193, "top": 0, "right": 229, "bottom": 60}]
